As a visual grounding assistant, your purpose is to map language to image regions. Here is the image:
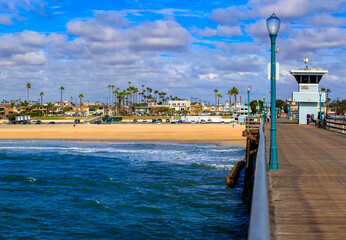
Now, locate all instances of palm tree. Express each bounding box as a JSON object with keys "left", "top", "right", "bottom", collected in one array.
[
  {"left": 59, "top": 86, "right": 65, "bottom": 111},
  {"left": 39, "top": 91, "right": 44, "bottom": 116},
  {"left": 321, "top": 87, "right": 326, "bottom": 109},
  {"left": 154, "top": 90, "right": 159, "bottom": 102},
  {"left": 111, "top": 85, "right": 115, "bottom": 106},
  {"left": 214, "top": 89, "right": 218, "bottom": 105},
  {"left": 46, "top": 102, "right": 55, "bottom": 114},
  {"left": 79, "top": 94, "right": 84, "bottom": 106},
  {"left": 326, "top": 88, "right": 331, "bottom": 115},
  {"left": 113, "top": 89, "right": 118, "bottom": 114},
  {"left": 107, "top": 84, "right": 112, "bottom": 105},
  {"left": 231, "top": 87, "right": 239, "bottom": 104},
  {"left": 40, "top": 91, "right": 44, "bottom": 106},
  {"left": 27, "top": 83, "right": 31, "bottom": 102},
  {"left": 217, "top": 94, "right": 223, "bottom": 106},
  {"left": 227, "top": 90, "right": 232, "bottom": 106}
]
